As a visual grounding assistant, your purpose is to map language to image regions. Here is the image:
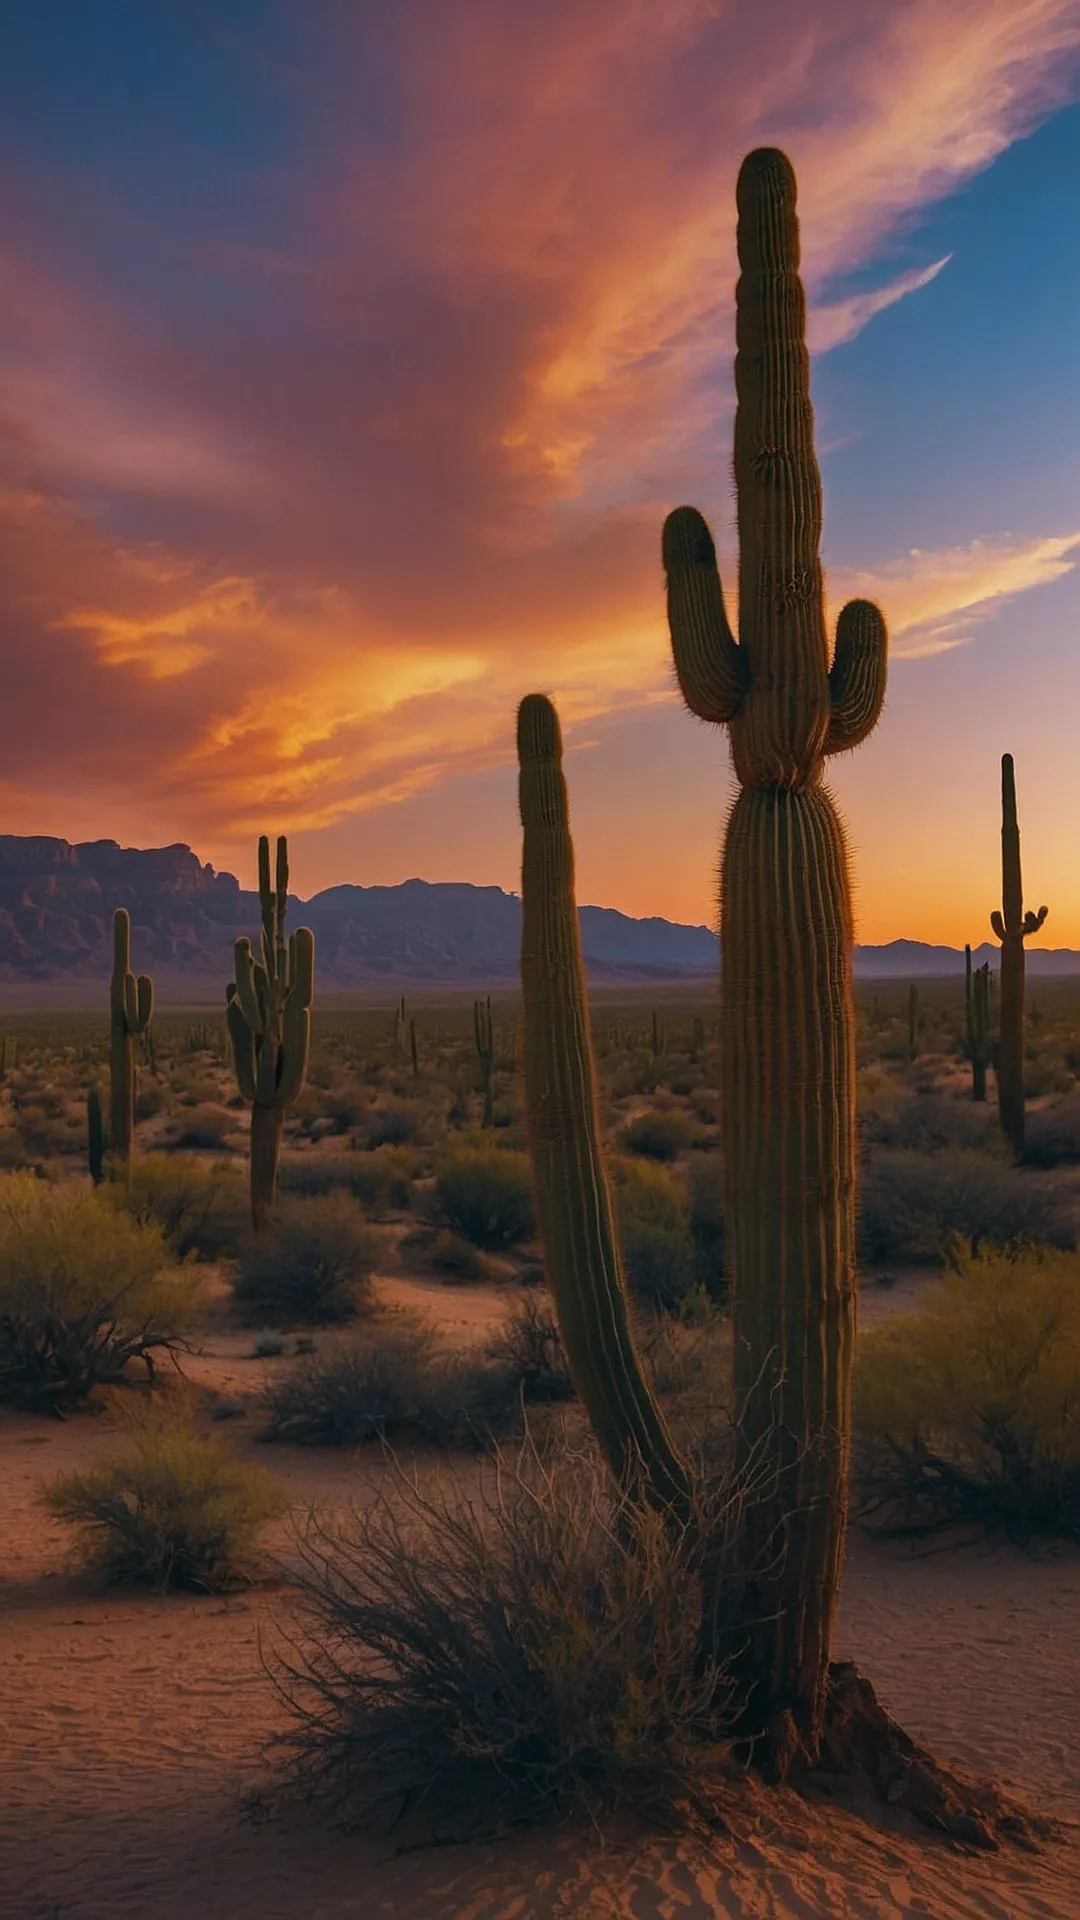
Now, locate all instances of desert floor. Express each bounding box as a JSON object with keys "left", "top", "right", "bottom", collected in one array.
[{"left": 2, "top": 1267, "right": 1078, "bottom": 1920}]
